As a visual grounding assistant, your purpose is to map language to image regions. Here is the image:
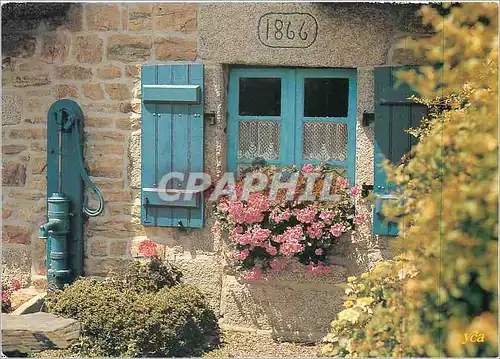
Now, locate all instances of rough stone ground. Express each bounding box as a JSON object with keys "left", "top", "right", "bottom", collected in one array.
[
  {"left": 203, "top": 330, "right": 321, "bottom": 358},
  {"left": 34, "top": 330, "right": 322, "bottom": 358}
]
